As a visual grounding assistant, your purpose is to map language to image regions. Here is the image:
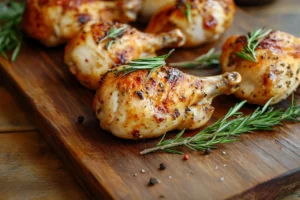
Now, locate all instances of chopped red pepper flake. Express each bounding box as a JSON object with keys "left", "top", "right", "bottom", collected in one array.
[{"left": 183, "top": 154, "right": 189, "bottom": 160}]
